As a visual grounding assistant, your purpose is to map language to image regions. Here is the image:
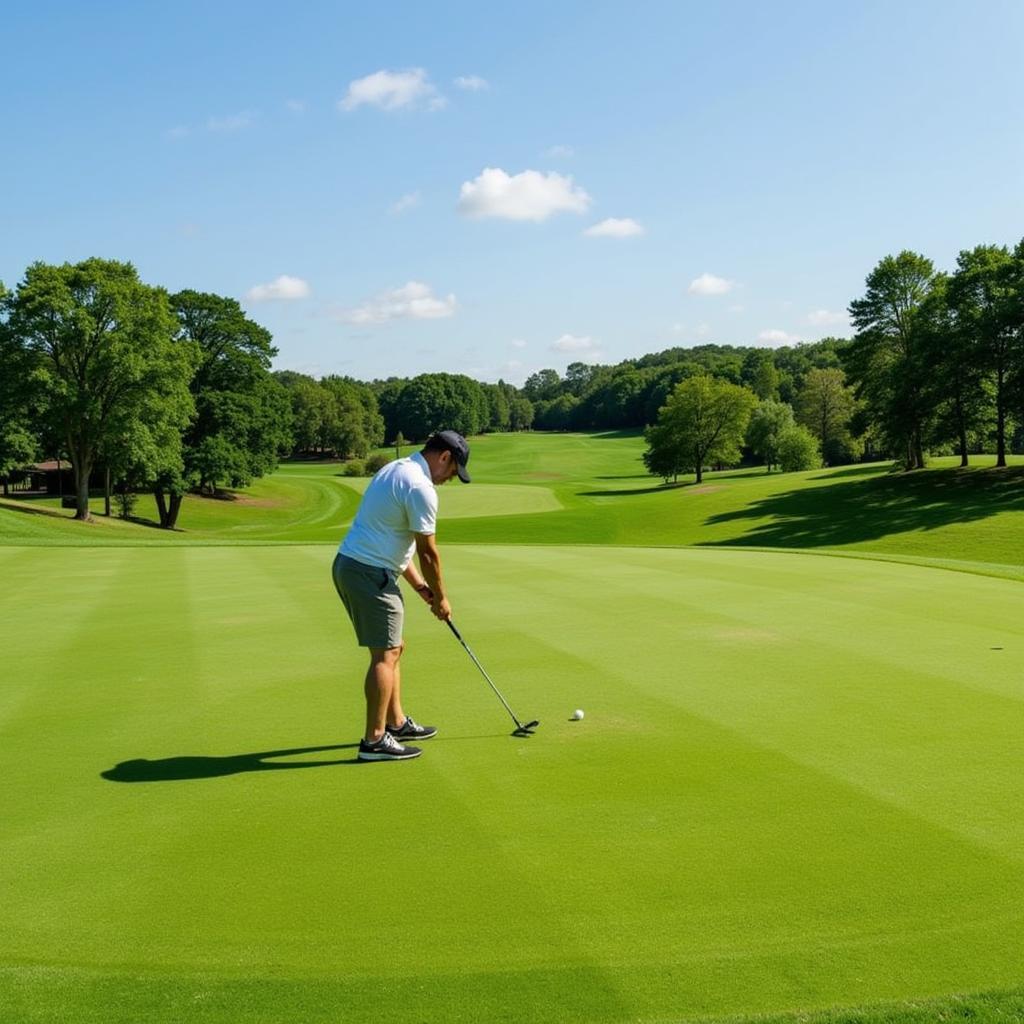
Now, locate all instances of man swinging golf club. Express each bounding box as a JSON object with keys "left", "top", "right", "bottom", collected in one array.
[{"left": 332, "top": 430, "right": 470, "bottom": 761}]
